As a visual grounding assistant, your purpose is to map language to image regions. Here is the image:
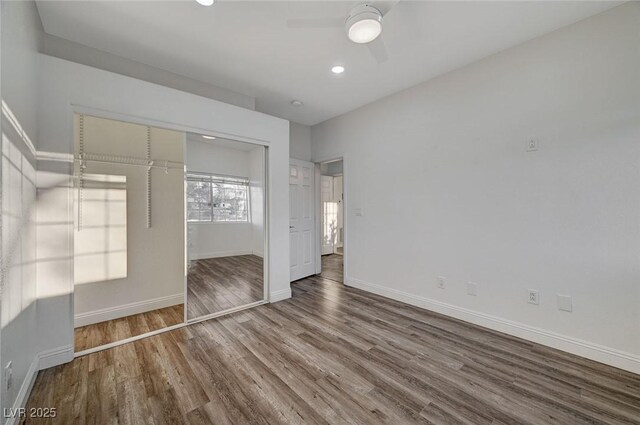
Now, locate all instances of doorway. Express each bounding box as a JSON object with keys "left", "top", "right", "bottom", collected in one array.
[{"left": 318, "top": 159, "right": 344, "bottom": 283}]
